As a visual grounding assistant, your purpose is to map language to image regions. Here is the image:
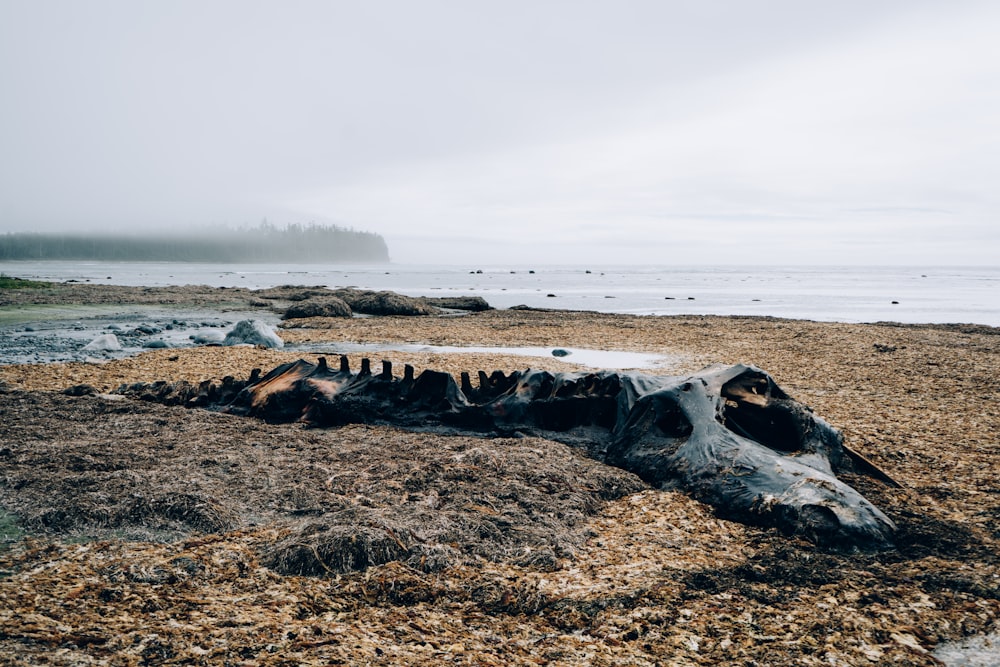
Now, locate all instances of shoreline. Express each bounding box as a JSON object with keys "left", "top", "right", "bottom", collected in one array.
[
  {"left": 1, "top": 281, "right": 996, "bottom": 369},
  {"left": 3, "top": 277, "right": 999, "bottom": 326},
  {"left": 1, "top": 282, "right": 998, "bottom": 664},
  {"left": 4, "top": 264, "right": 999, "bottom": 325}
]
